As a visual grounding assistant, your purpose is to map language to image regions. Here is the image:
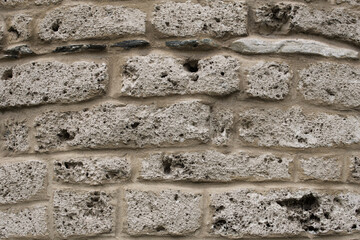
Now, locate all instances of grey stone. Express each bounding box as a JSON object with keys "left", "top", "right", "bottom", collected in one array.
[
  {"left": 210, "top": 189, "right": 360, "bottom": 237},
  {"left": 121, "top": 54, "right": 241, "bottom": 97},
  {"left": 239, "top": 106, "right": 360, "bottom": 148},
  {"left": 254, "top": 3, "right": 360, "bottom": 46},
  {"left": 4, "top": 45, "right": 35, "bottom": 58},
  {"left": 110, "top": 40, "right": 149, "bottom": 49},
  {"left": 246, "top": 61, "right": 292, "bottom": 100},
  {"left": 140, "top": 150, "right": 292, "bottom": 182},
  {"left": 152, "top": 1, "right": 247, "bottom": 37},
  {"left": 34, "top": 101, "right": 211, "bottom": 151},
  {"left": 2, "top": 119, "right": 29, "bottom": 152},
  {"left": 0, "top": 160, "right": 47, "bottom": 204},
  {"left": 0, "top": 0, "right": 61, "bottom": 7},
  {"left": 7, "top": 14, "right": 32, "bottom": 43},
  {"left": 299, "top": 62, "right": 360, "bottom": 108},
  {"left": 53, "top": 190, "right": 114, "bottom": 237},
  {"left": 126, "top": 189, "right": 202, "bottom": 235},
  {"left": 53, "top": 44, "right": 106, "bottom": 53},
  {"left": 165, "top": 39, "right": 219, "bottom": 50},
  {"left": 39, "top": 4, "right": 146, "bottom": 41},
  {"left": 349, "top": 156, "right": 360, "bottom": 183},
  {"left": 299, "top": 157, "right": 342, "bottom": 181},
  {"left": 0, "top": 61, "right": 108, "bottom": 108},
  {"left": 210, "top": 108, "right": 233, "bottom": 146},
  {"left": 230, "top": 37, "right": 359, "bottom": 59},
  {"left": 0, "top": 205, "right": 48, "bottom": 239},
  {"left": 0, "top": 20, "right": 4, "bottom": 42},
  {"left": 54, "top": 156, "right": 130, "bottom": 185}
]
